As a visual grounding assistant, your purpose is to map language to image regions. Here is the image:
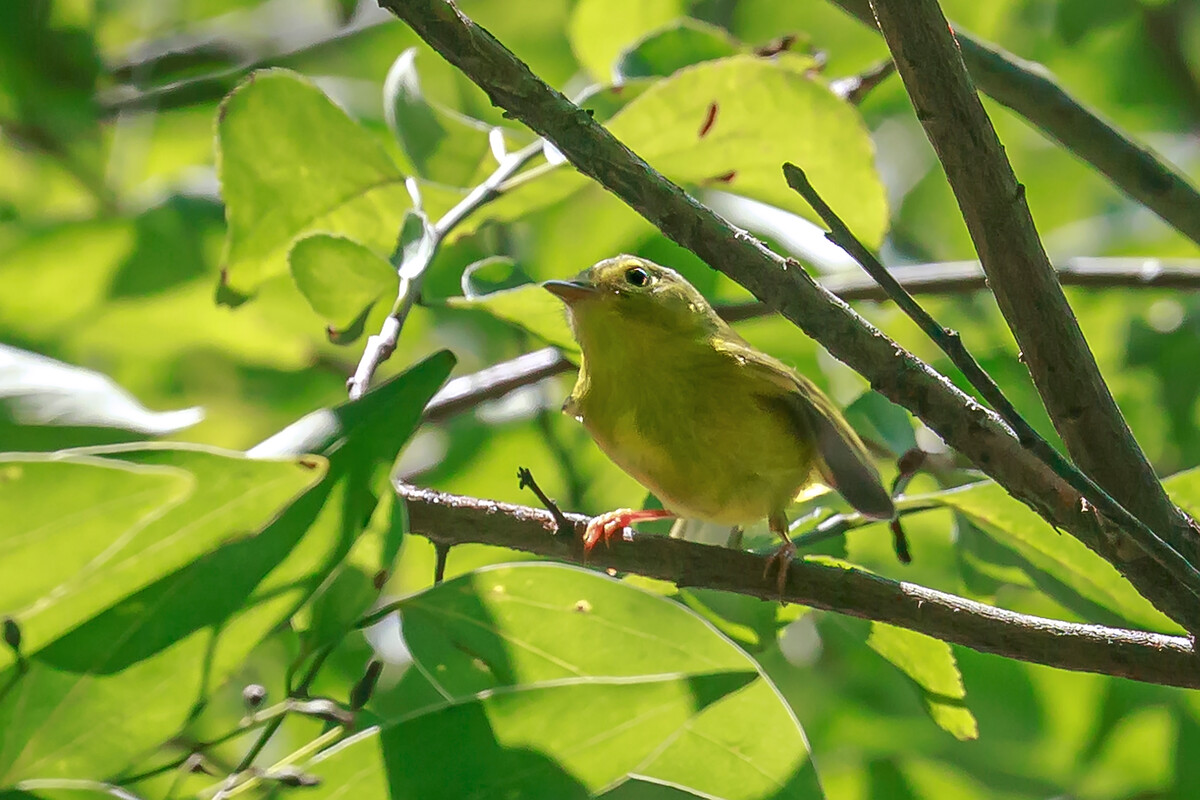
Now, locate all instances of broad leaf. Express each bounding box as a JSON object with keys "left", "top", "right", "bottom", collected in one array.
[
  {"left": 568, "top": 0, "right": 686, "bottom": 81},
  {"left": 866, "top": 622, "right": 978, "bottom": 741},
  {"left": 0, "top": 353, "right": 454, "bottom": 783},
  {"left": 921, "top": 482, "right": 1177, "bottom": 632},
  {"left": 289, "top": 233, "right": 398, "bottom": 337},
  {"left": 461, "top": 56, "right": 886, "bottom": 251},
  {"left": 302, "top": 564, "right": 822, "bottom": 799},
  {"left": 217, "top": 69, "right": 410, "bottom": 302},
  {"left": 384, "top": 48, "right": 497, "bottom": 187},
  {"left": 0, "top": 445, "right": 323, "bottom": 670},
  {"left": 615, "top": 19, "right": 743, "bottom": 81},
  {"left": 445, "top": 283, "right": 580, "bottom": 354}
]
